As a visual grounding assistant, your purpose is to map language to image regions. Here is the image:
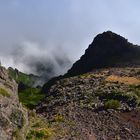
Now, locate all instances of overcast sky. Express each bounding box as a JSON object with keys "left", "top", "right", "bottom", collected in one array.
[{"left": 0, "top": 0, "right": 140, "bottom": 74}]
